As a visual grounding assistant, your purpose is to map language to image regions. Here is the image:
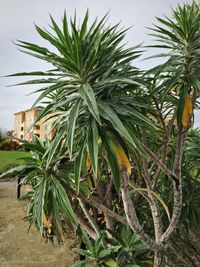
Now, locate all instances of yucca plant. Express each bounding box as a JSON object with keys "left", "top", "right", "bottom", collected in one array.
[
  {"left": 0, "top": 136, "right": 76, "bottom": 243},
  {"left": 9, "top": 10, "right": 155, "bottom": 191},
  {"left": 4, "top": 3, "right": 200, "bottom": 267},
  {"left": 7, "top": 8, "right": 156, "bottom": 245}
]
